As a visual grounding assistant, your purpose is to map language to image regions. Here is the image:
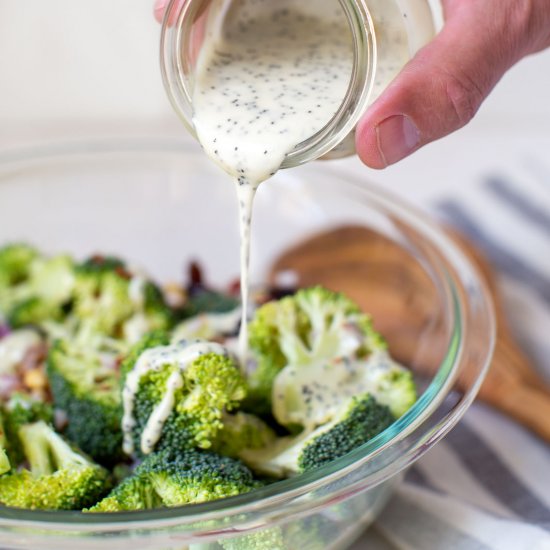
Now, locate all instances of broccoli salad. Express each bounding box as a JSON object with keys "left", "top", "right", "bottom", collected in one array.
[{"left": 0, "top": 243, "right": 417, "bottom": 513}]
